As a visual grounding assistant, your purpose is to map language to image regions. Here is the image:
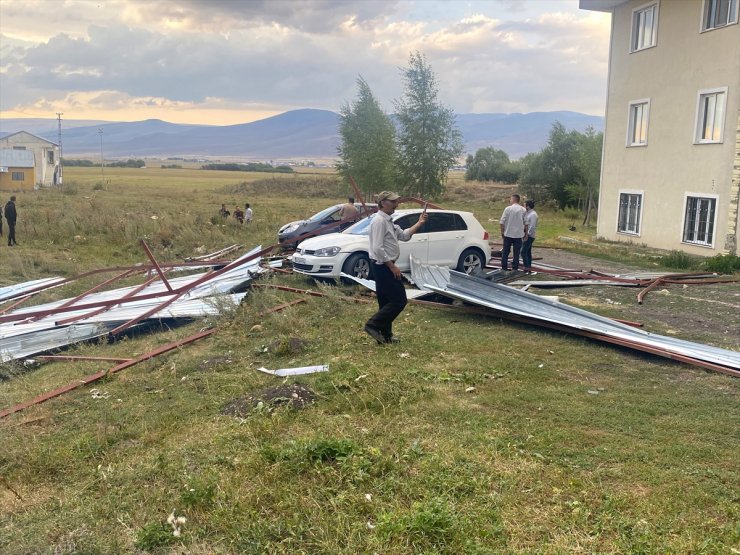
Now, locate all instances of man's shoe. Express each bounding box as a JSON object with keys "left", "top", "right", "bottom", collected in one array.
[{"left": 364, "top": 325, "right": 386, "bottom": 344}]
